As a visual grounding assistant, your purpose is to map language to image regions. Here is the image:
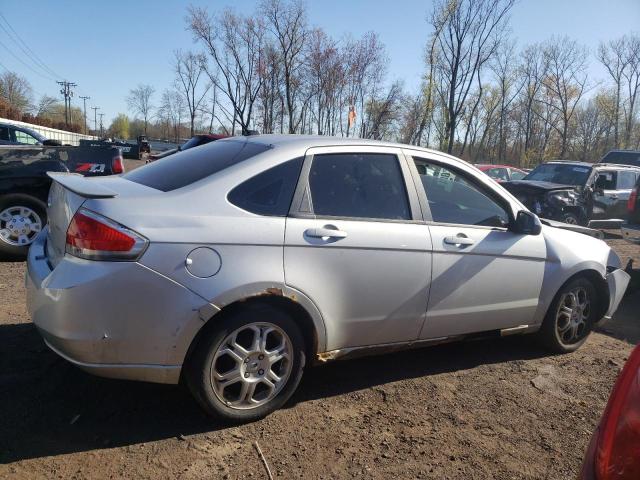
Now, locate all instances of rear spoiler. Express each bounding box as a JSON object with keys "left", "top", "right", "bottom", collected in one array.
[
  {"left": 540, "top": 218, "right": 604, "bottom": 239},
  {"left": 47, "top": 172, "right": 118, "bottom": 198}
]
